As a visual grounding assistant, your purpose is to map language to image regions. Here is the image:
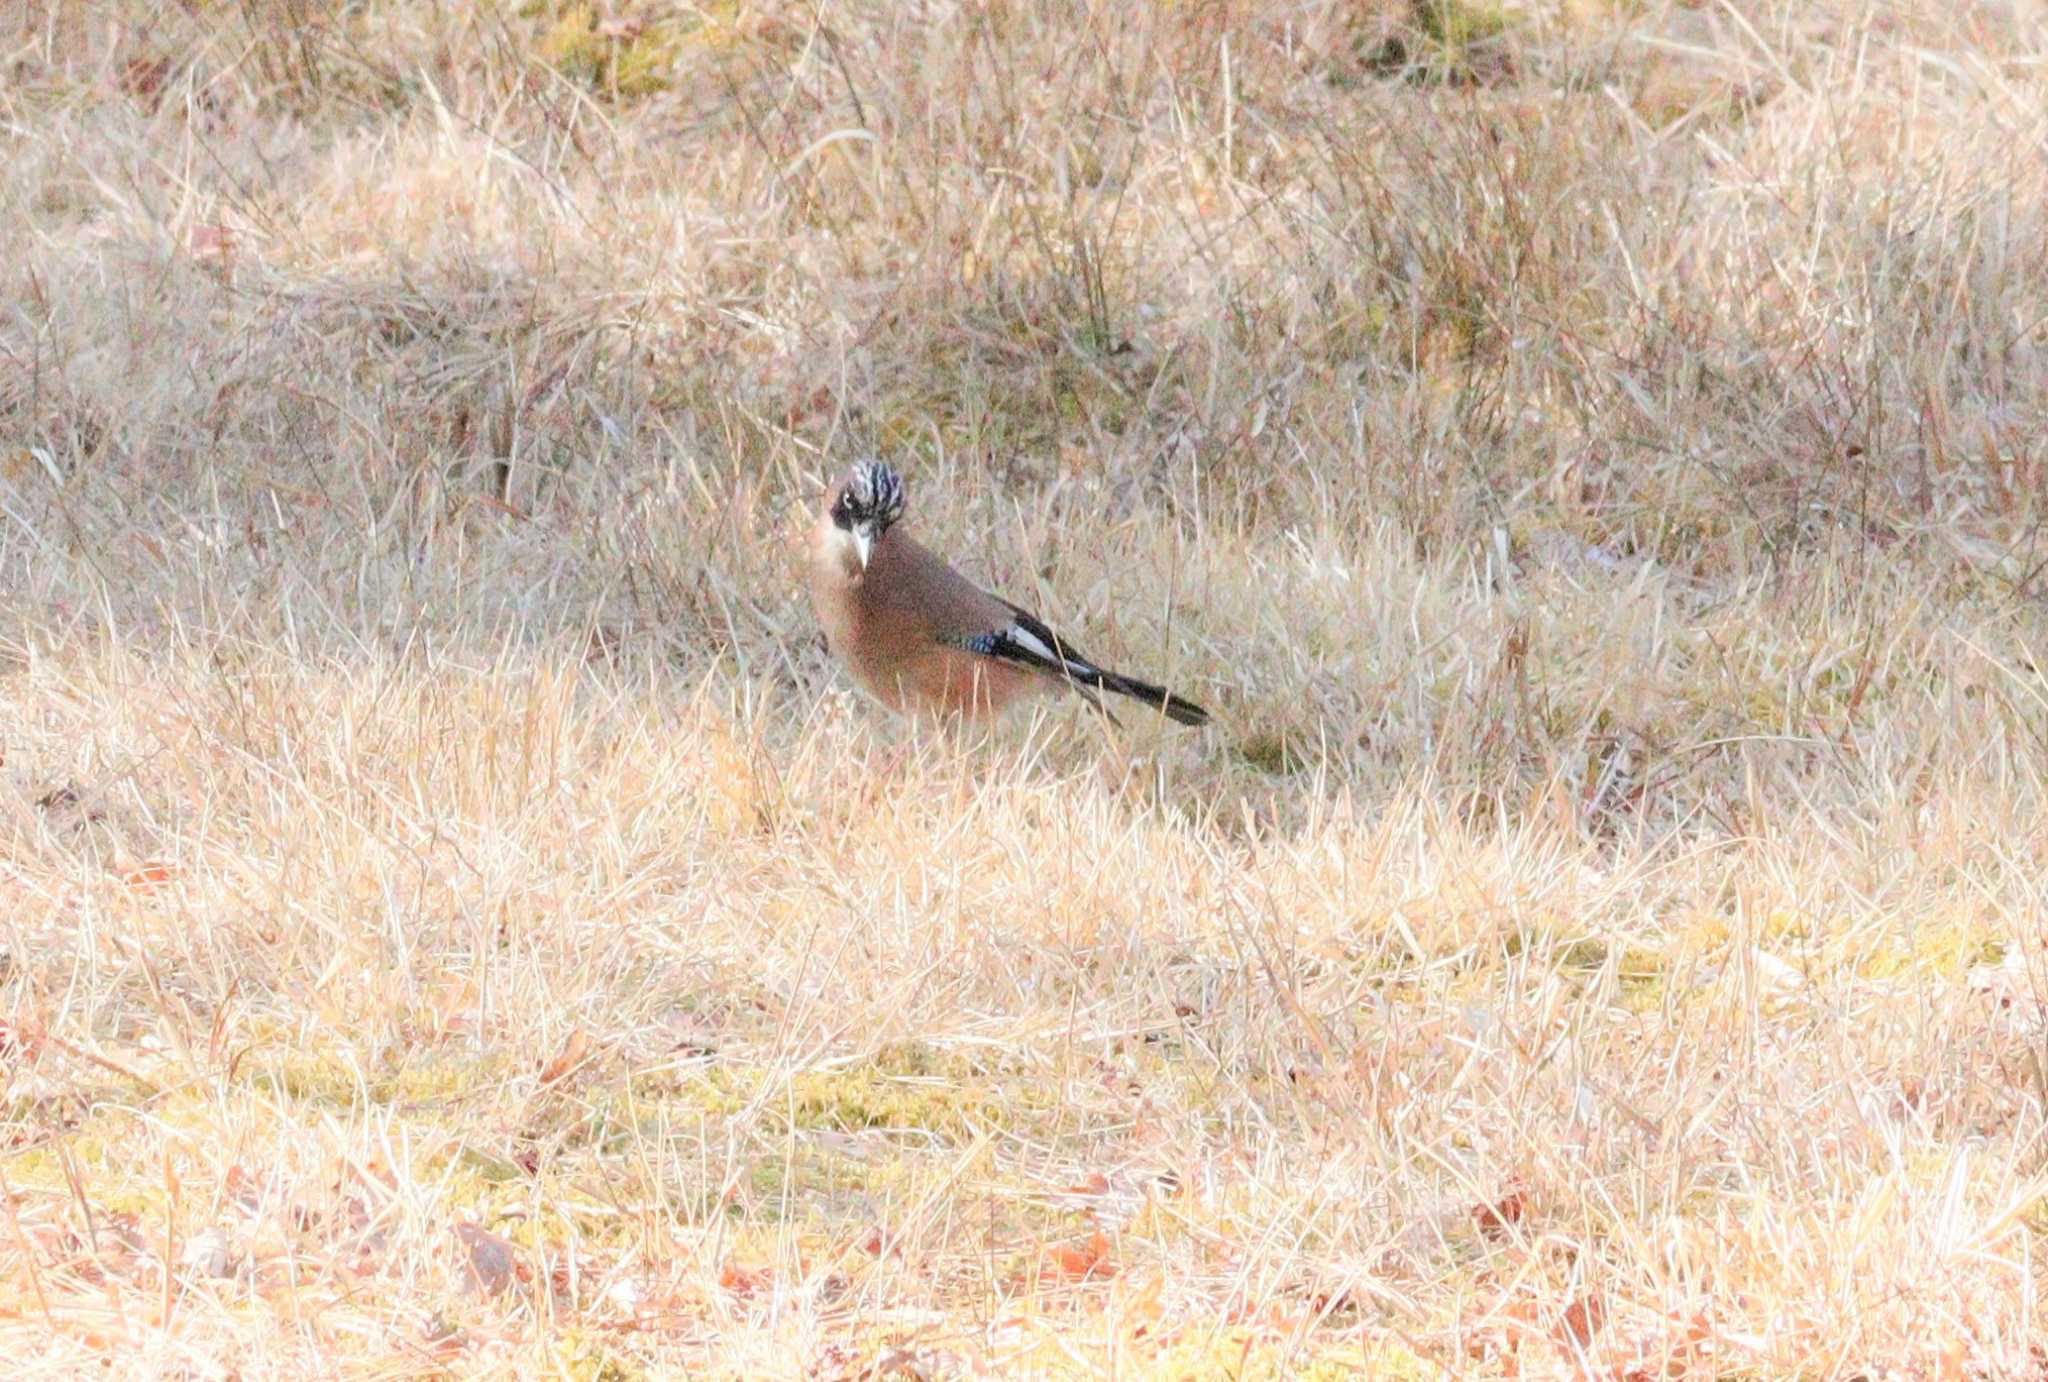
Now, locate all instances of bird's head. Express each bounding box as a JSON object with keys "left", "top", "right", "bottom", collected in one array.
[{"left": 828, "top": 458, "right": 906, "bottom": 571}]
